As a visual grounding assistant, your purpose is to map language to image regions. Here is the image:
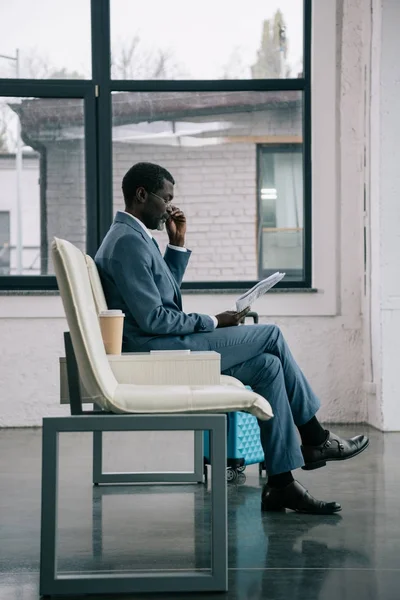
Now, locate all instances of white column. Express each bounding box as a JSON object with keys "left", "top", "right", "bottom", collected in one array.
[{"left": 369, "top": 0, "right": 400, "bottom": 430}]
